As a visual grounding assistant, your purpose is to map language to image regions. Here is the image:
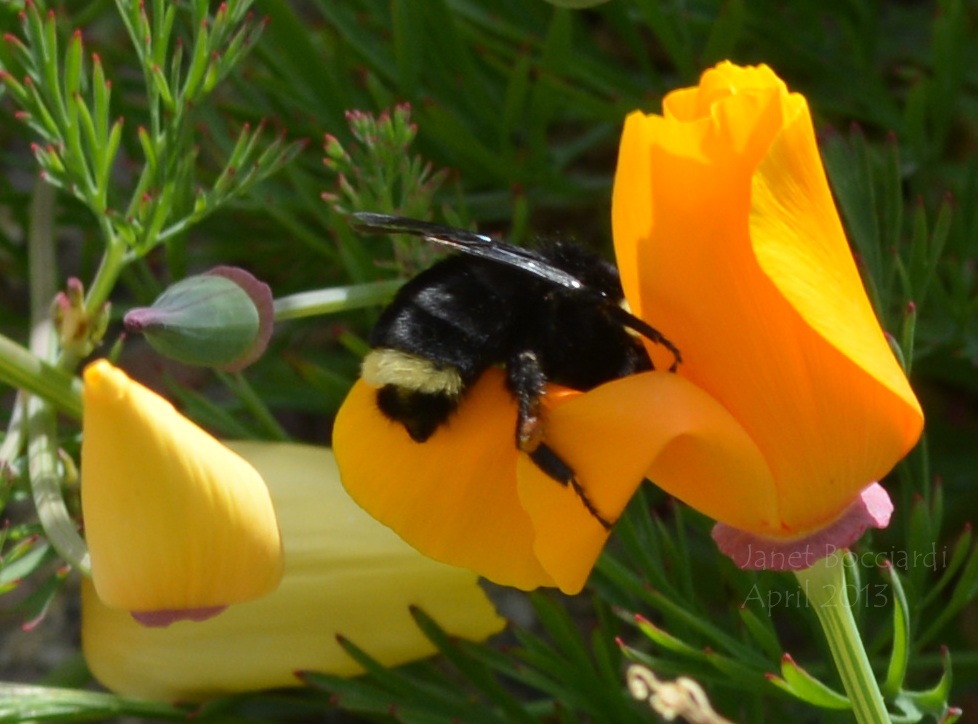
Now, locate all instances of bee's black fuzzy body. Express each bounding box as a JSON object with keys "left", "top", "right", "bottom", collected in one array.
[{"left": 352, "top": 213, "right": 681, "bottom": 529}]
